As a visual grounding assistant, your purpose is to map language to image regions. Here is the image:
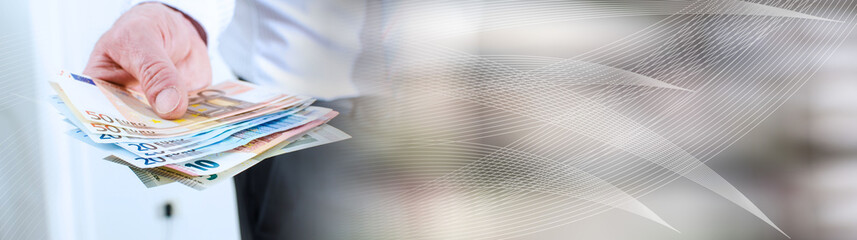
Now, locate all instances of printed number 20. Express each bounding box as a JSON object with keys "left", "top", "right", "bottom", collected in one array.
[{"left": 128, "top": 143, "right": 157, "bottom": 151}]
